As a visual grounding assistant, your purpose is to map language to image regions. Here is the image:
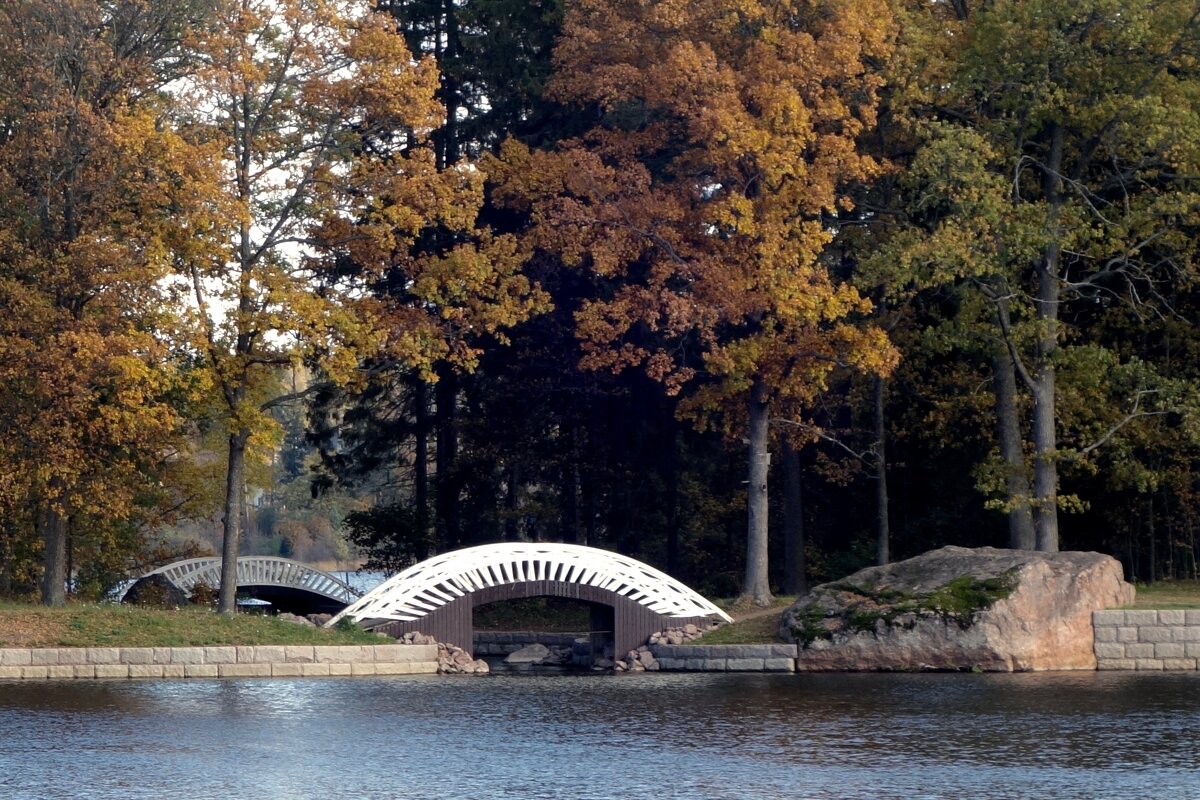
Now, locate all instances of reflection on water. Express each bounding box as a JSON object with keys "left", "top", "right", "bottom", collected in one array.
[{"left": 2, "top": 671, "right": 1199, "bottom": 799}]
